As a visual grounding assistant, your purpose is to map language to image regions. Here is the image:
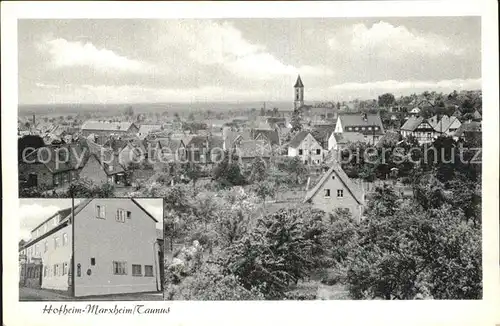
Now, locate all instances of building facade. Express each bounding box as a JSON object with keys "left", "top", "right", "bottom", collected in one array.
[{"left": 19, "top": 199, "right": 163, "bottom": 297}]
